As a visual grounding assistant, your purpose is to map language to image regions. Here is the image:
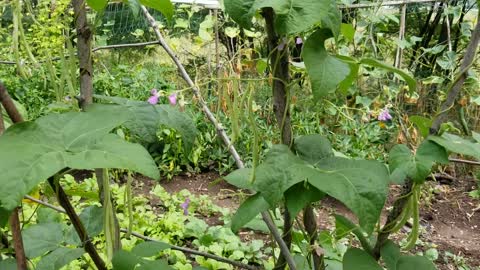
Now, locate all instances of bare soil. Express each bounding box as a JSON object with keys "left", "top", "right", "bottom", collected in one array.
[{"left": 133, "top": 170, "right": 480, "bottom": 269}]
